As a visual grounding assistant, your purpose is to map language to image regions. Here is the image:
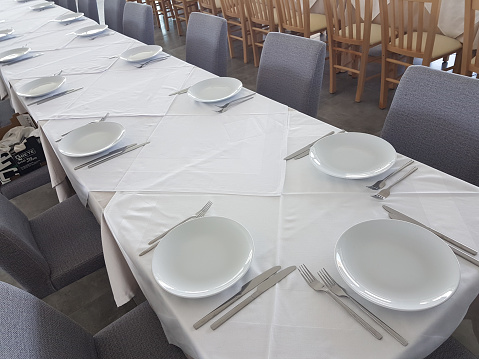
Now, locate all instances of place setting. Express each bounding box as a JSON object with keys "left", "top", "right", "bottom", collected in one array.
[
  {"left": 0, "top": 28, "right": 17, "bottom": 42},
  {"left": 29, "top": 1, "right": 54, "bottom": 11},
  {"left": 52, "top": 12, "right": 84, "bottom": 25},
  {"left": 118, "top": 44, "right": 170, "bottom": 68},
  {"left": 0, "top": 46, "right": 43, "bottom": 66}
]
